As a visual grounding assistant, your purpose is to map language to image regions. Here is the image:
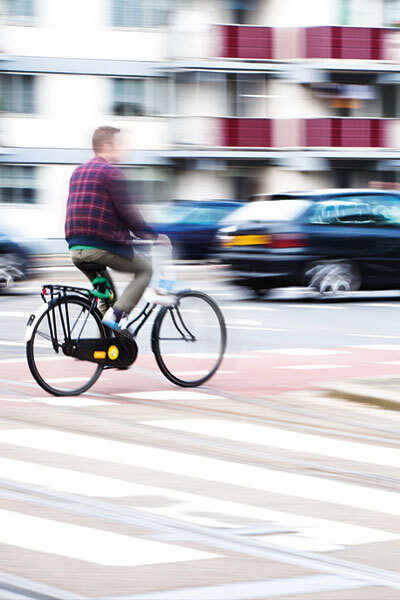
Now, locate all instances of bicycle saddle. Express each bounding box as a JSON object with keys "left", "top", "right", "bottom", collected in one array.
[{"left": 79, "top": 262, "right": 106, "bottom": 273}]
